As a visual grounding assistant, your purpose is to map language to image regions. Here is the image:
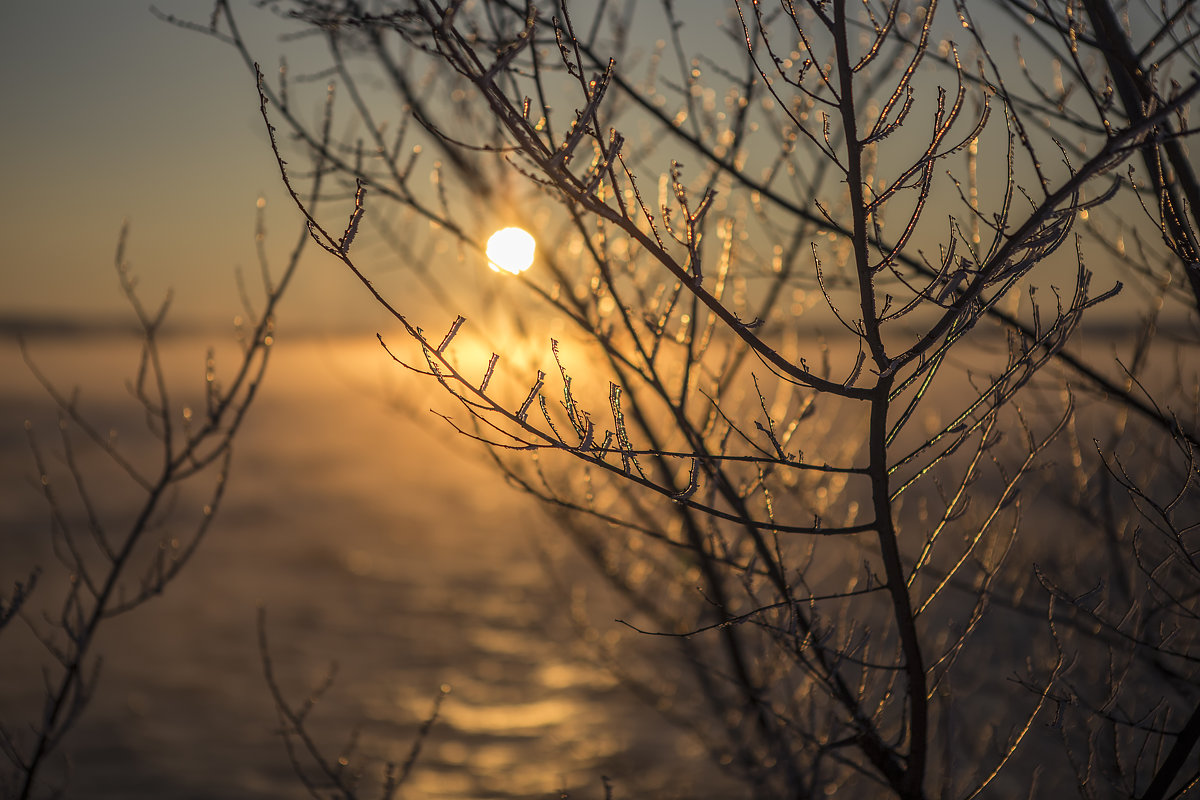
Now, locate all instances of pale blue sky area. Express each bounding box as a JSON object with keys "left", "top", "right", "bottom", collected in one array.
[{"left": 0, "top": 2, "right": 372, "bottom": 331}]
